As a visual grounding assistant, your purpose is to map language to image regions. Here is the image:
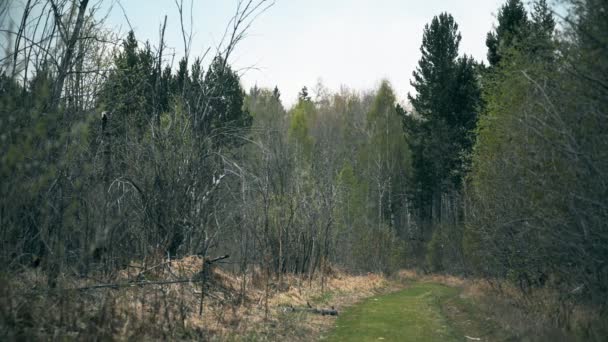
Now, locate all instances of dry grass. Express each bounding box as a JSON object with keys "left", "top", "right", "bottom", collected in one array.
[
  {"left": 396, "top": 269, "right": 466, "bottom": 287},
  {"left": 396, "top": 269, "right": 608, "bottom": 341},
  {"left": 5, "top": 262, "right": 604, "bottom": 341},
  {"left": 235, "top": 269, "right": 396, "bottom": 340},
  {"left": 0, "top": 257, "right": 397, "bottom": 341}
]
